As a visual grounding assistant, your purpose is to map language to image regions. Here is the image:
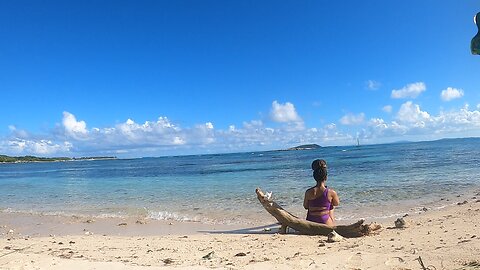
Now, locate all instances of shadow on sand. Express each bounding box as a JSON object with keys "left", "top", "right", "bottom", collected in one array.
[{"left": 199, "top": 223, "right": 282, "bottom": 234}]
